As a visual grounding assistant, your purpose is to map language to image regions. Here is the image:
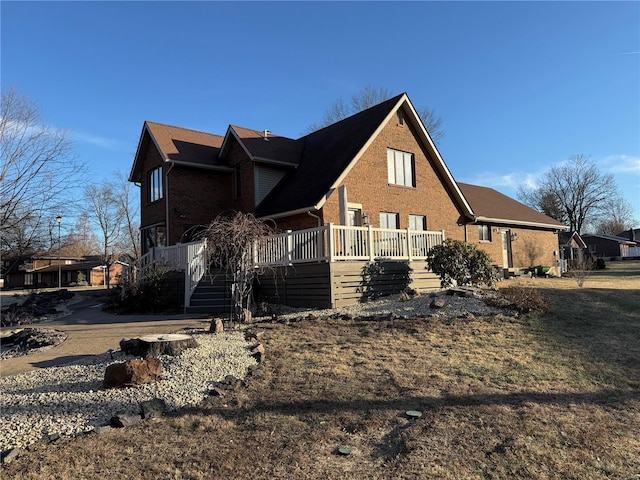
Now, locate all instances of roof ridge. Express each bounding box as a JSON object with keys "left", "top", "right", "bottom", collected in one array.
[{"left": 146, "top": 120, "right": 224, "bottom": 138}]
